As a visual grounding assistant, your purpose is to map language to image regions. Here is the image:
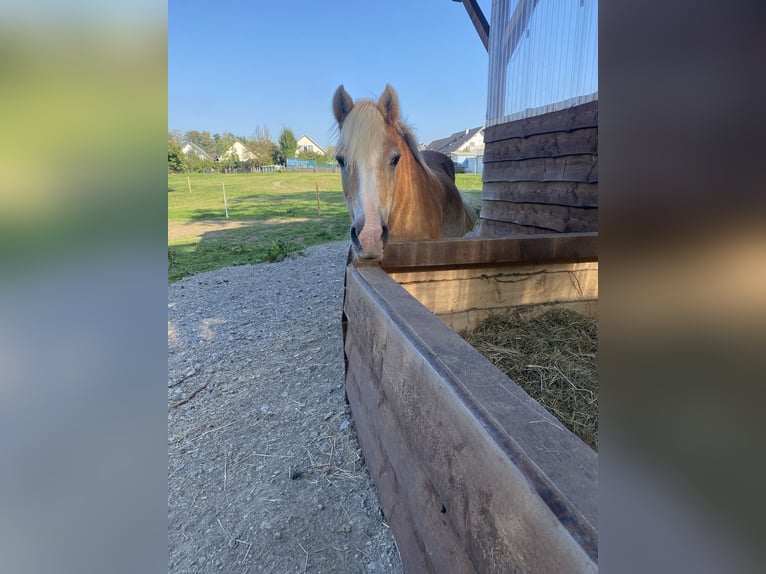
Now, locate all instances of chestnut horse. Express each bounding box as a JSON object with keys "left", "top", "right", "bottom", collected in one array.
[{"left": 332, "top": 84, "right": 478, "bottom": 260}]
